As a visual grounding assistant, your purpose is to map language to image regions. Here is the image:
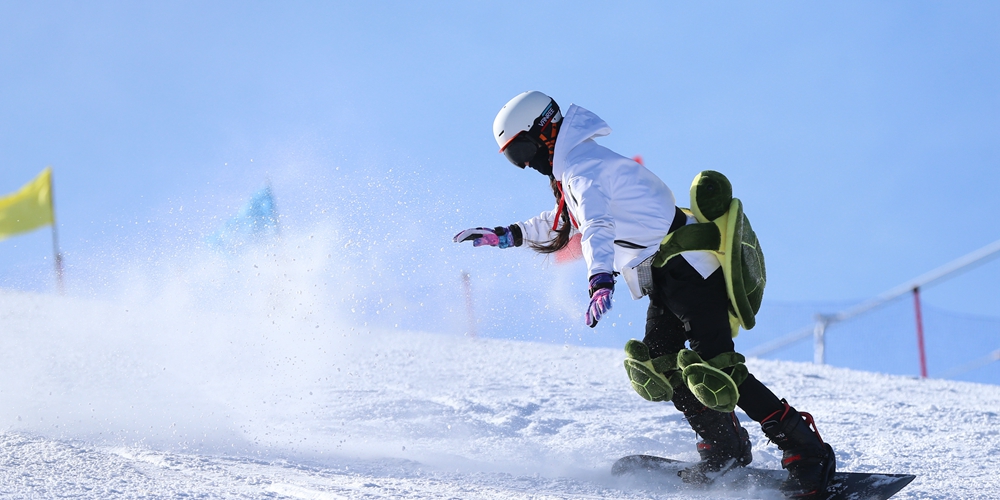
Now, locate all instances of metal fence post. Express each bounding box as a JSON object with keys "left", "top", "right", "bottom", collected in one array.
[{"left": 813, "top": 319, "right": 828, "bottom": 365}]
